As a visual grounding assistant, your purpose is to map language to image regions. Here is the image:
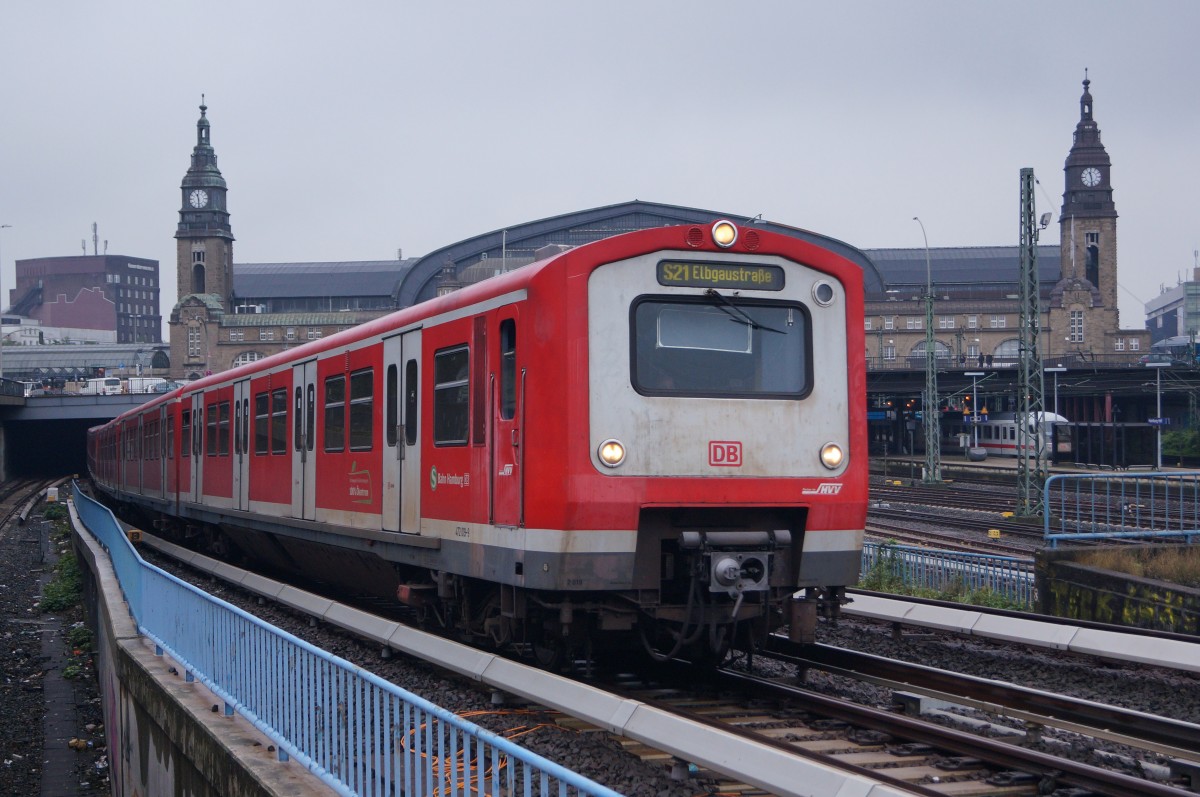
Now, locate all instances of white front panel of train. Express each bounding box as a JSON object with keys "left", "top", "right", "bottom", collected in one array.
[{"left": 588, "top": 251, "right": 849, "bottom": 477}]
